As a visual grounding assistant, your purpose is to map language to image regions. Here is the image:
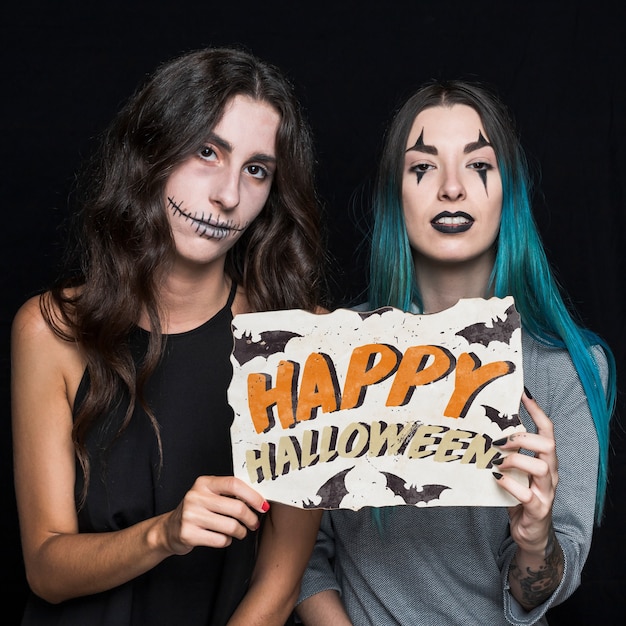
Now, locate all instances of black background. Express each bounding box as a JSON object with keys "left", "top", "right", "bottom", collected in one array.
[{"left": 2, "top": 1, "right": 625, "bottom": 623}]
